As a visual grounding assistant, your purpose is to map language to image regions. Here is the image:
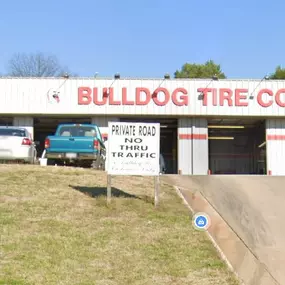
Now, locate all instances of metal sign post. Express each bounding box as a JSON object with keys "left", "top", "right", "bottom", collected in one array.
[
  {"left": 154, "top": 175, "right": 160, "bottom": 207},
  {"left": 107, "top": 174, "right": 112, "bottom": 204}
]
